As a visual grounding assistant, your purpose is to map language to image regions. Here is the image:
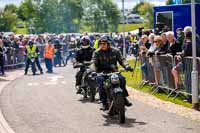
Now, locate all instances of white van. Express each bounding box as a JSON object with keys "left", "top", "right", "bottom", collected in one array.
[{"left": 126, "top": 14, "right": 144, "bottom": 24}]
